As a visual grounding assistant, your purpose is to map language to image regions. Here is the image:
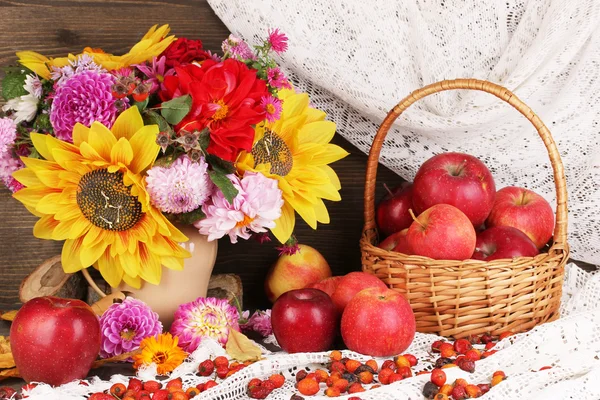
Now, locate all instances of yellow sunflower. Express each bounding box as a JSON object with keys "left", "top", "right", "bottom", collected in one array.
[
  {"left": 16, "top": 24, "right": 175, "bottom": 79},
  {"left": 237, "top": 89, "right": 349, "bottom": 243},
  {"left": 12, "top": 106, "right": 190, "bottom": 288},
  {"left": 133, "top": 333, "right": 187, "bottom": 375}
]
